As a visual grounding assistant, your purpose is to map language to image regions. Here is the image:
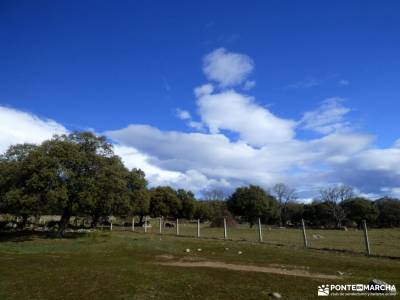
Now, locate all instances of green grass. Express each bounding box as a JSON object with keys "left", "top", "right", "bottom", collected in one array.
[{"left": 0, "top": 229, "right": 399, "bottom": 299}]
